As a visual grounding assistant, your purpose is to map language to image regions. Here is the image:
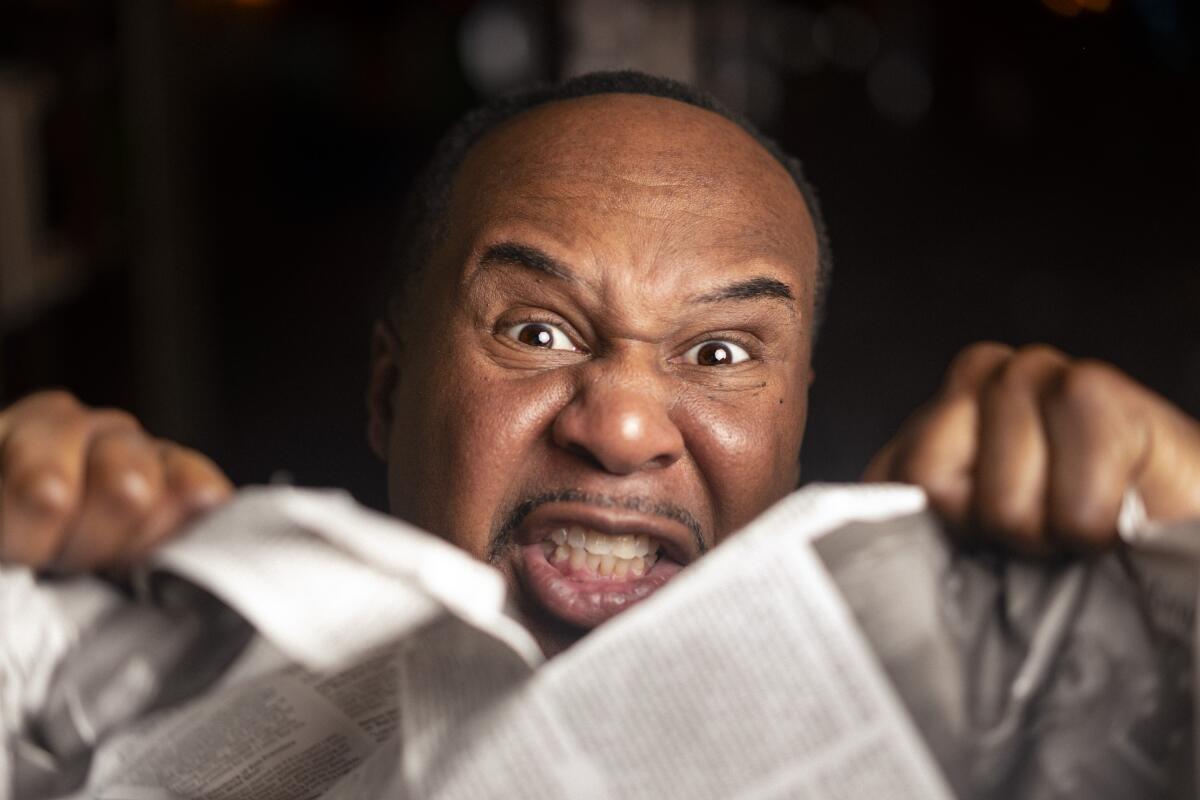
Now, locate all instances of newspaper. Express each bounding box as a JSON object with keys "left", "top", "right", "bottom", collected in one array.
[{"left": 1, "top": 484, "right": 1195, "bottom": 799}]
